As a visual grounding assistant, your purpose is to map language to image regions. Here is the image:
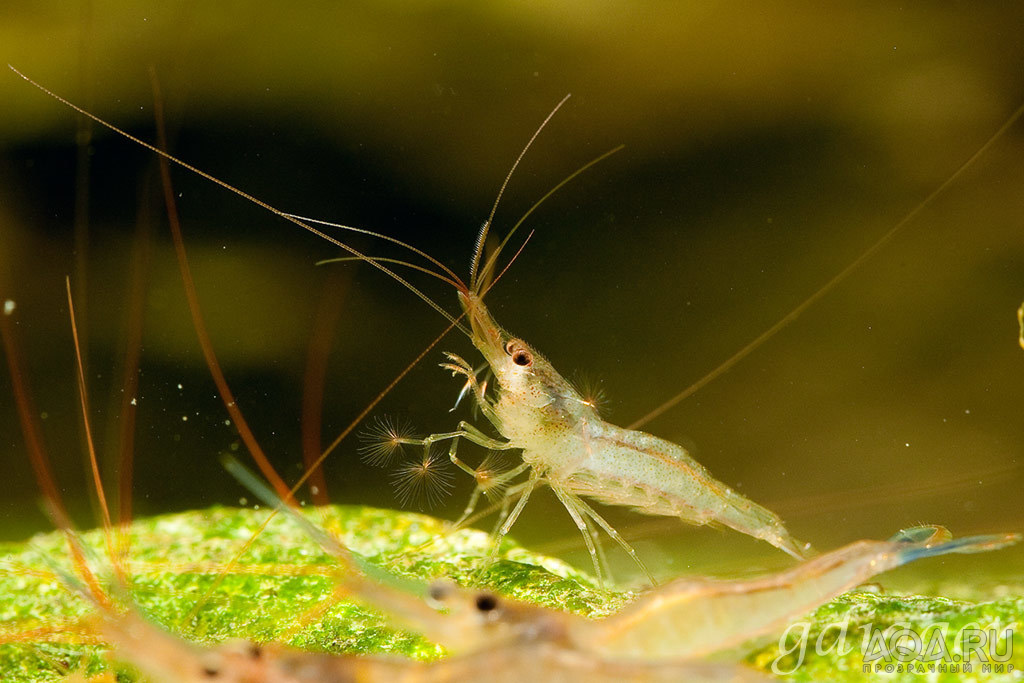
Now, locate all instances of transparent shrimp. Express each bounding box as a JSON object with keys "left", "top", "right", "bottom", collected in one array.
[
  {"left": 109, "top": 459, "right": 1015, "bottom": 683},
  {"left": 442, "top": 287, "right": 813, "bottom": 576},
  {"left": 13, "top": 66, "right": 1022, "bottom": 588},
  {"left": 30, "top": 467, "right": 1023, "bottom": 682},
  {"left": 94, "top": 524, "right": 1013, "bottom": 682}
]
